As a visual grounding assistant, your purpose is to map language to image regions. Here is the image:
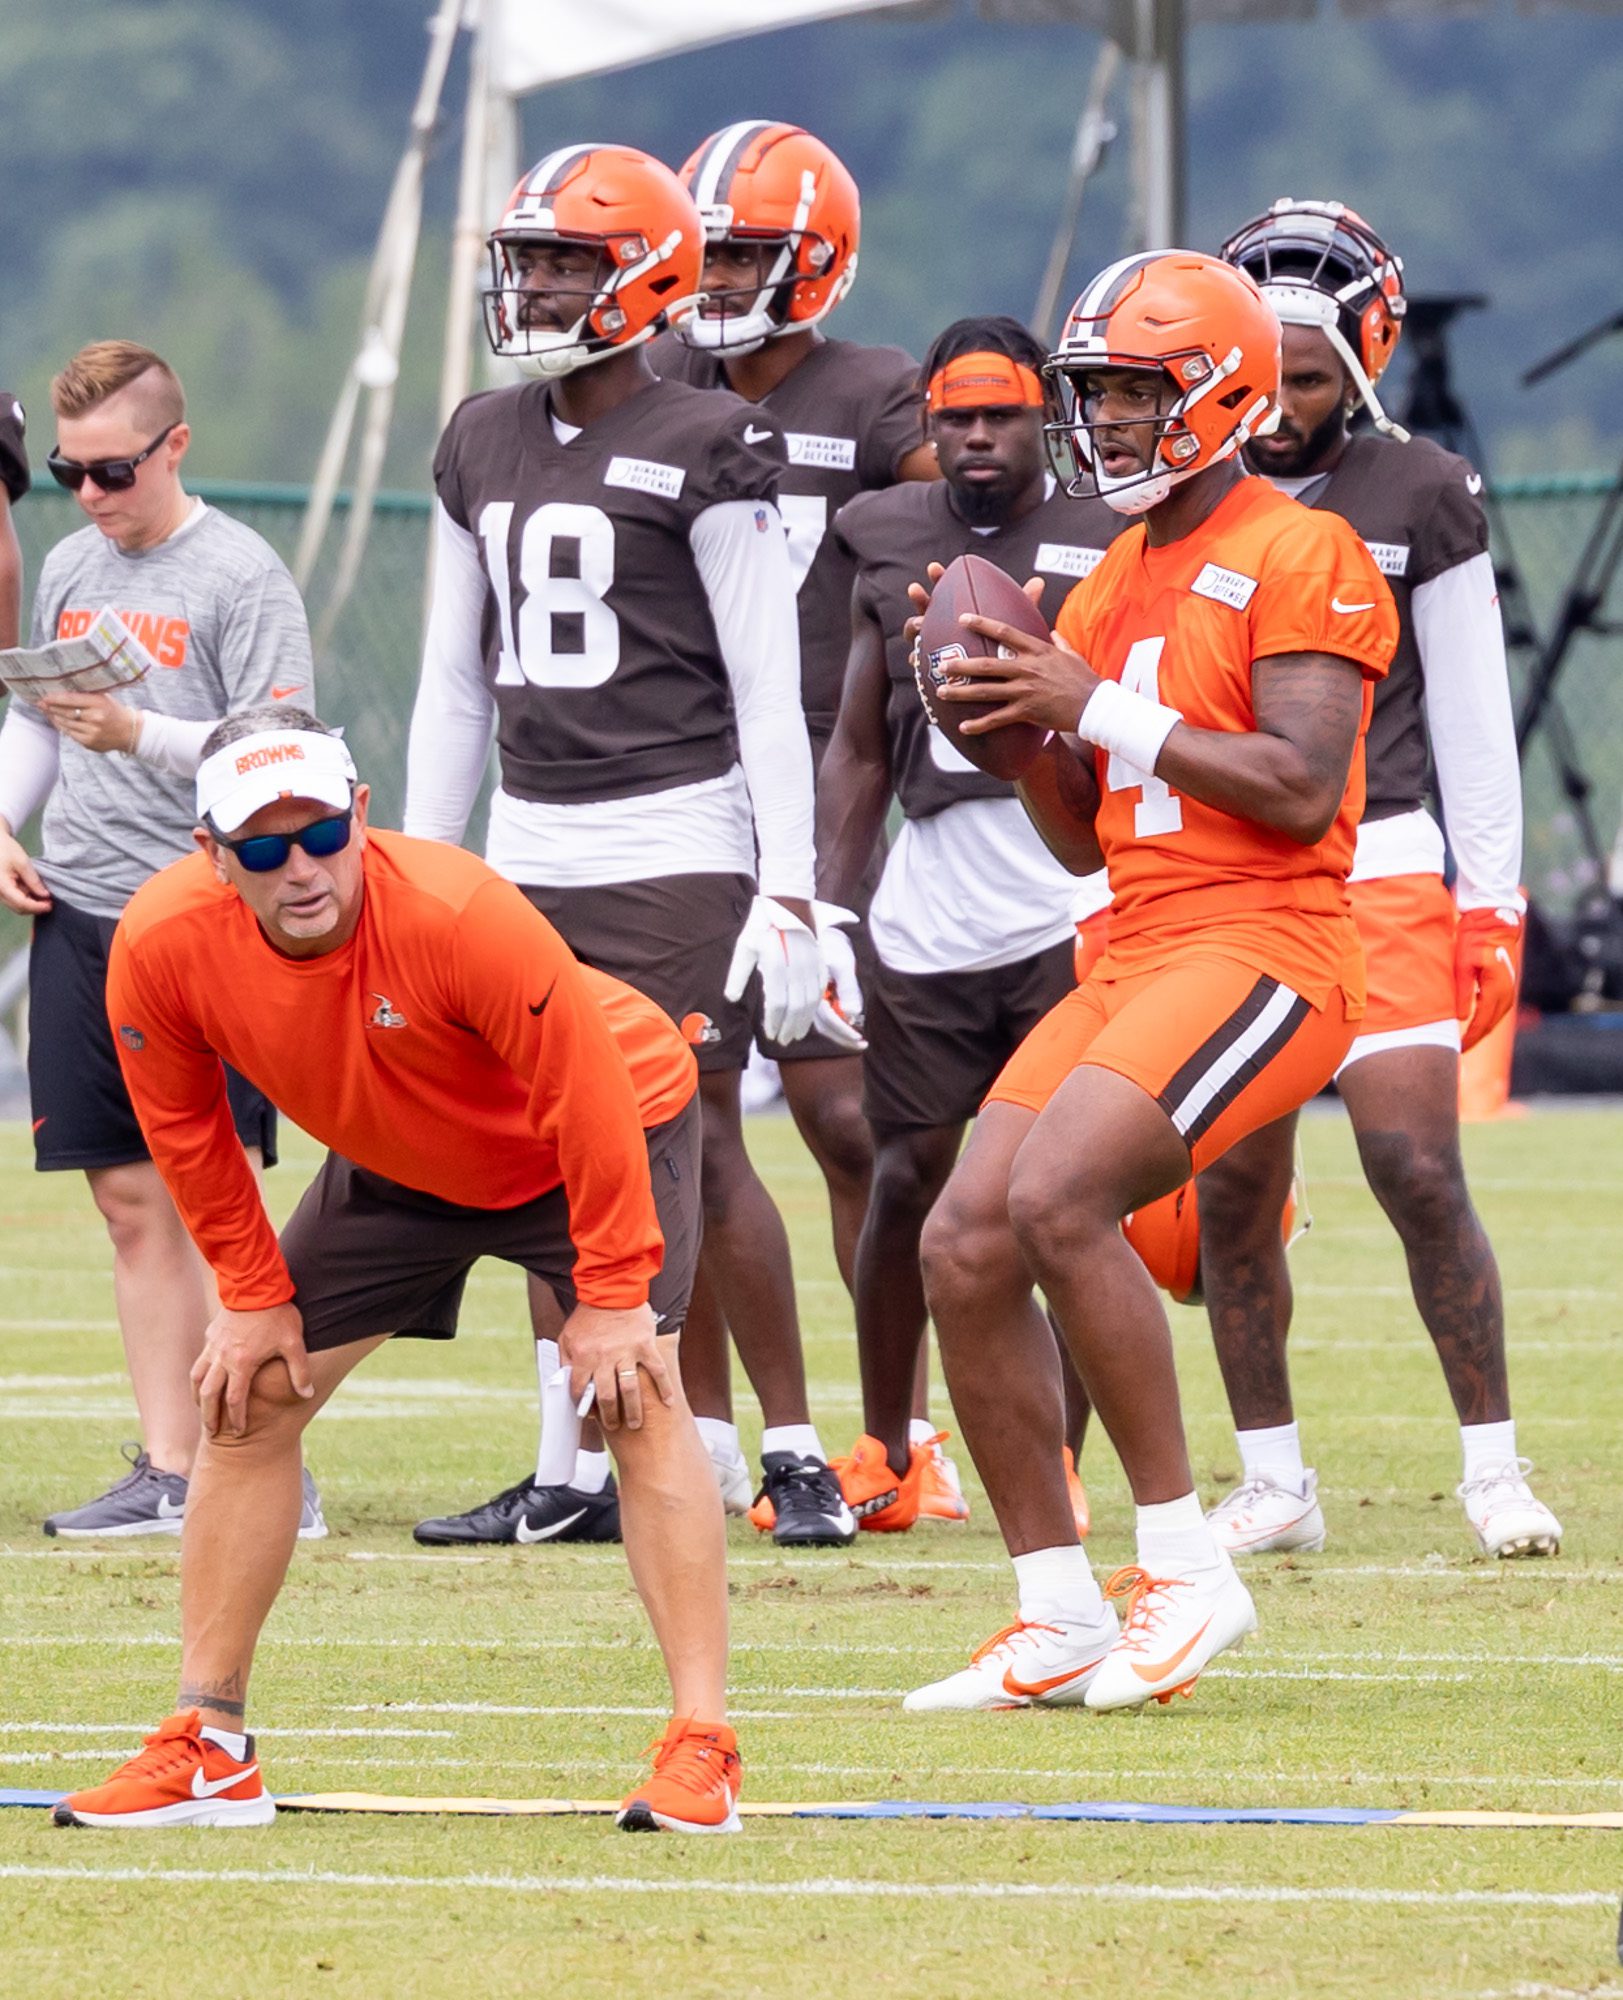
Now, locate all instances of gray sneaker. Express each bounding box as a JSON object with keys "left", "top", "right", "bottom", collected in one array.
[
  {"left": 43, "top": 1445, "right": 188, "bottom": 1539},
  {"left": 298, "top": 1466, "right": 328, "bottom": 1541}
]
